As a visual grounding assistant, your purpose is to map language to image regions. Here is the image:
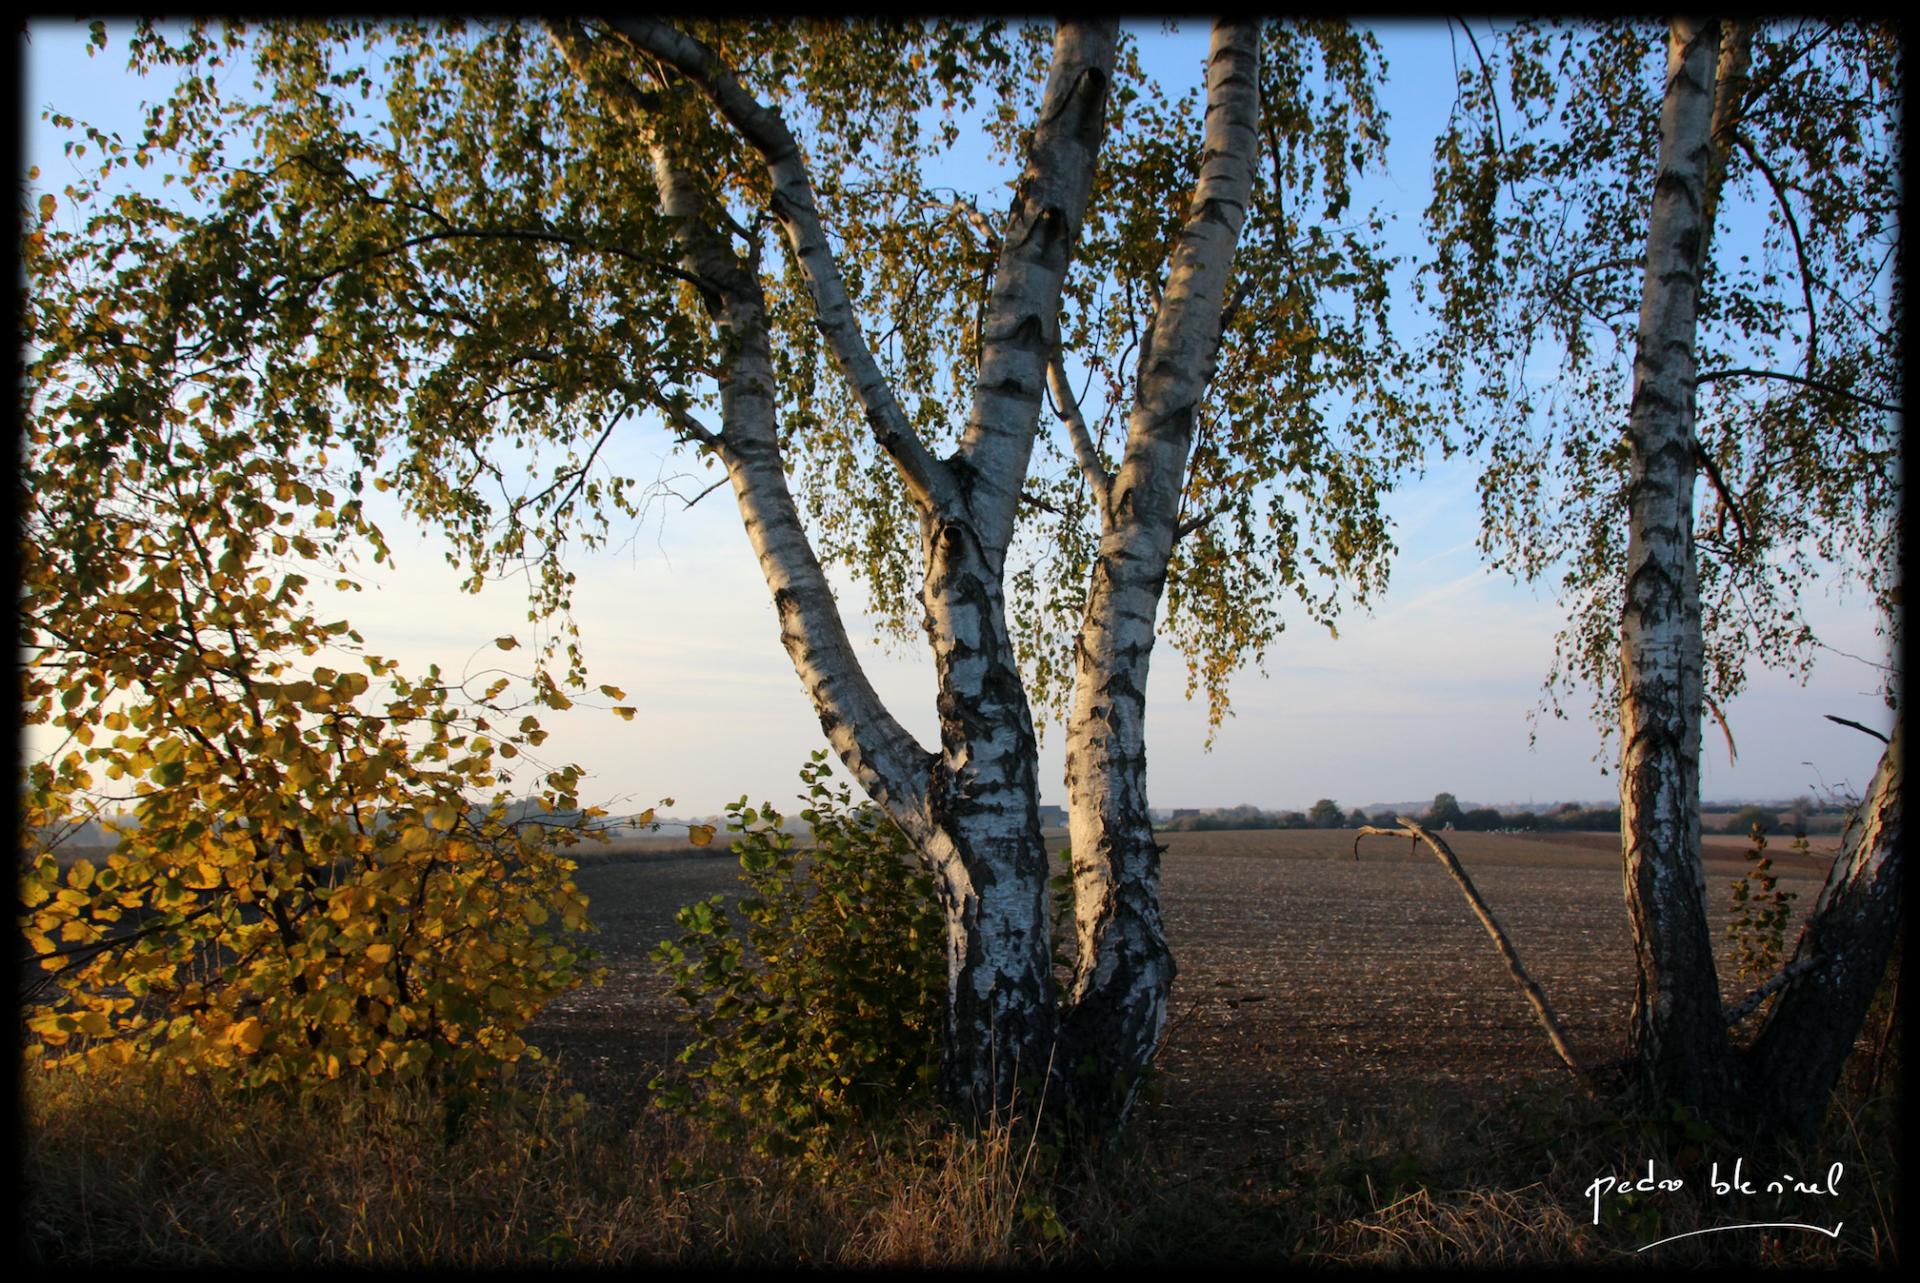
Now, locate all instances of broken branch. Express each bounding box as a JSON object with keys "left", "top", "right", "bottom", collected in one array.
[{"left": 1355, "top": 818, "right": 1595, "bottom": 1095}]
